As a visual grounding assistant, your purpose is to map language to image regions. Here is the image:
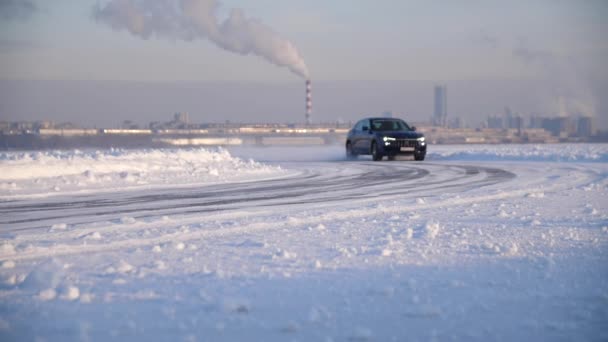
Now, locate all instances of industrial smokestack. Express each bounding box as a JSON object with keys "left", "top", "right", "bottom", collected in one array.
[
  {"left": 92, "top": 0, "right": 309, "bottom": 79},
  {"left": 305, "top": 80, "right": 312, "bottom": 125}
]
